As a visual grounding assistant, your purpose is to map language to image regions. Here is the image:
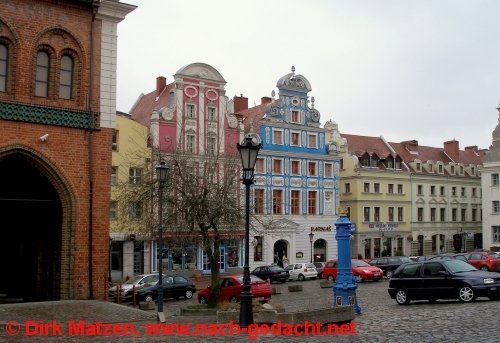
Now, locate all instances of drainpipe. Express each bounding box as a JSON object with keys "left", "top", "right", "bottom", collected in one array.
[{"left": 87, "top": 0, "right": 100, "bottom": 299}]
